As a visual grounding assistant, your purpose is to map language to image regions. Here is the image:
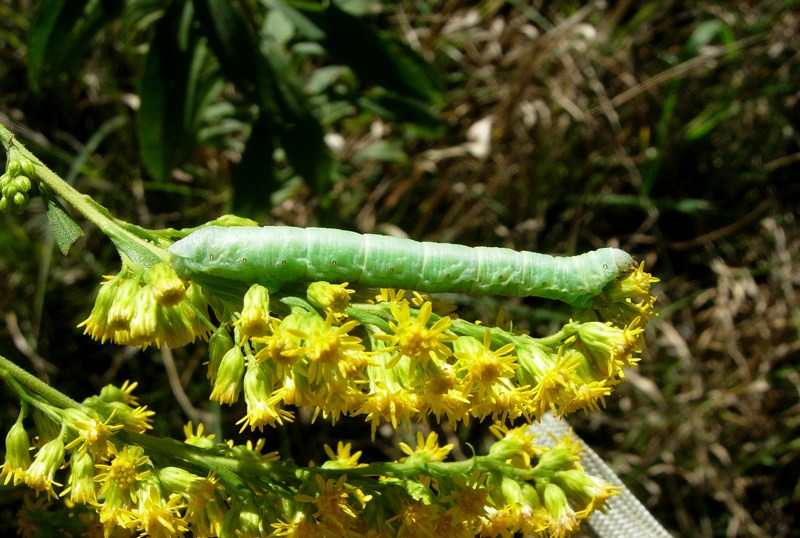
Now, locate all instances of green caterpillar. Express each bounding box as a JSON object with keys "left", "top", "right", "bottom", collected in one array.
[{"left": 168, "top": 226, "right": 634, "bottom": 307}]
